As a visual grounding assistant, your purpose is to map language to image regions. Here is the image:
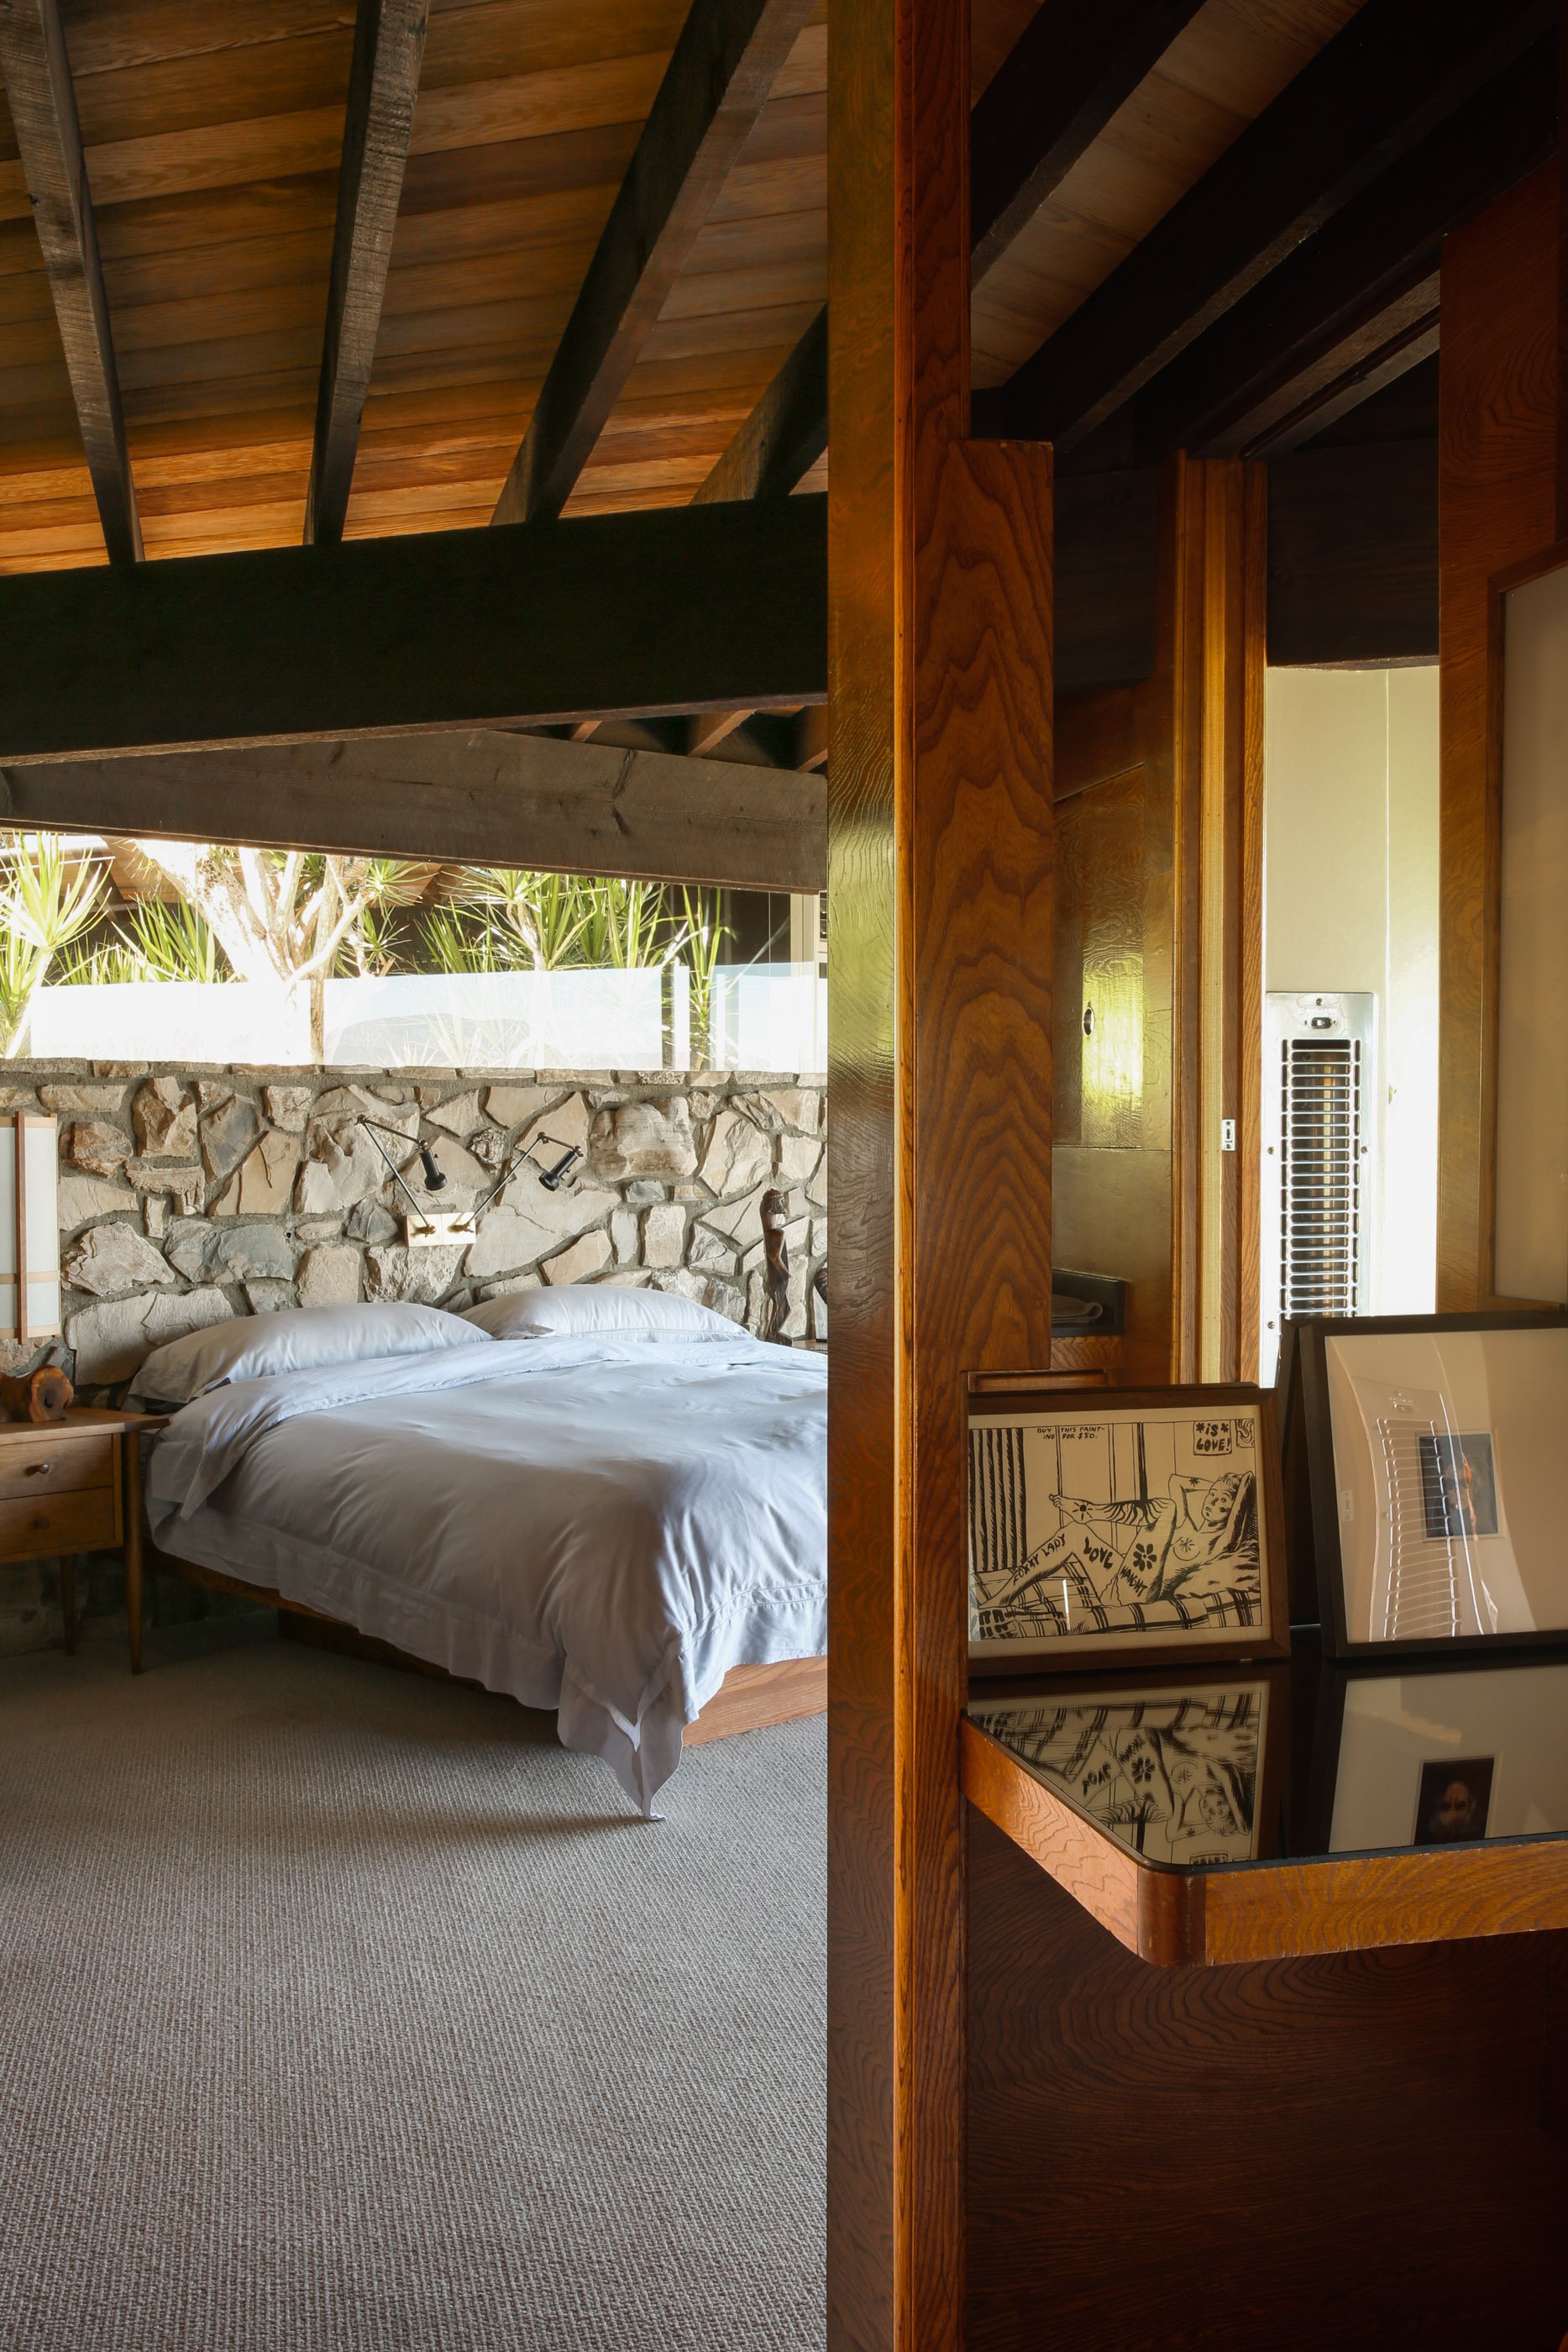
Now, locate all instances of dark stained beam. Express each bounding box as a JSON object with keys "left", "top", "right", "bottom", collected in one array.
[
  {"left": 1129, "top": 45, "right": 1555, "bottom": 461},
  {"left": 976, "top": 0, "right": 1555, "bottom": 449},
  {"left": 0, "top": 731, "right": 827, "bottom": 893},
  {"left": 0, "top": 496, "right": 827, "bottom": 762},
  {"left": 0, "top": 0, "right": 140, "bottom": 564},
  {"left": 304, "top": 0, "right": 429, "bottom": 546},
  {"left": 969, "top": 0, "right": 1204, "bottom": 286},
  {"left": 693, "top": 307, "right": 826, "bottom": 503},
  {"left": 1241, "top": 297, "right": 1439, "bottom": 461},
  {"left": 1267, "top": 438, "right": 1437, "bottom": 666},
  {"left": 493, "top": 0, "right": 815, "bottom": 527}
]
